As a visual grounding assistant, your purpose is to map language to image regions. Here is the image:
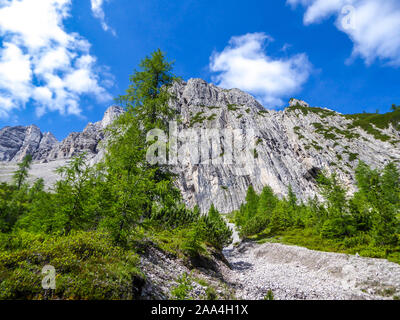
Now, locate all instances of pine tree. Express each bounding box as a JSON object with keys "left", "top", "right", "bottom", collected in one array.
[
  {"left": 317, "top": 172, "right": 355, "bottom": 238},
  {"left": 201, "top": 204, "right": 232, "bottom": 249},
  {"left": 117, "top": 49, "right": 179, "bottom": 133},
  {"left": 257, "top": 185, "right": 277, "bottom": 216},
  {"left": 381, "top": 162, "right": 400, "bottom": 205},
  {"left": 317, "top": 172, "right": 348, "bottom": 217},
  {"left": 244, "top": 185, "right": 259, "bottom": 220},
  {"left": 13, "top": 154, "right": 32, "bottom": 190},
  {"left": 53, "top": 154, "right": 97, "bottom": 234},
  {"left": 287, "top": 185, "right": 298, "bottom": 209},
  {"left": 0, "top": 155, "right": 34, "bottom": 232},
  {"left": 101, "top": 49, "right": 182, "bottom": 245},
  {"left": 287, "top": 184, "right": 298, "bottom": 223},
  {"left": 371, "top": 163, "right": 400, "bottom": 245}
]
